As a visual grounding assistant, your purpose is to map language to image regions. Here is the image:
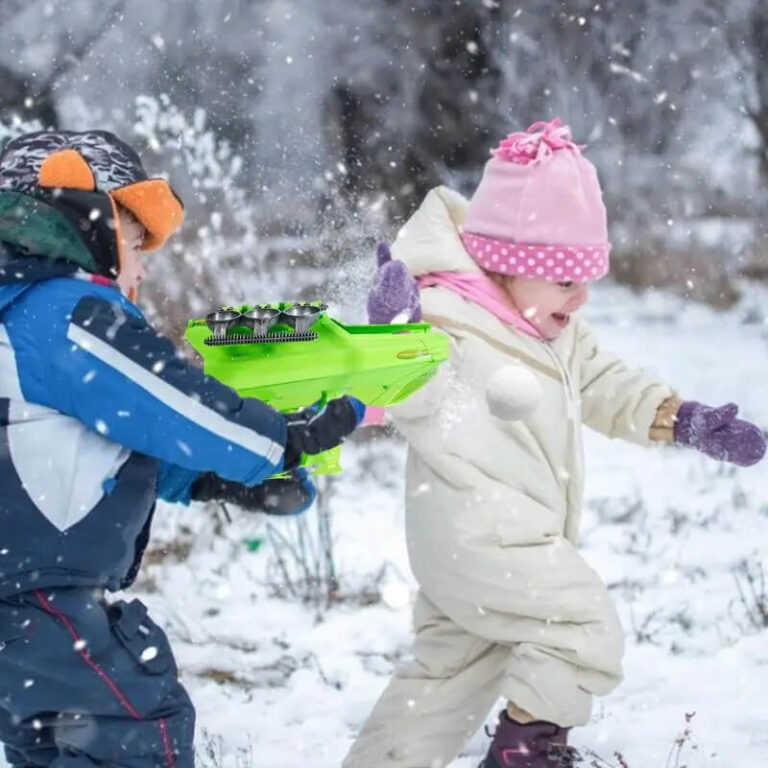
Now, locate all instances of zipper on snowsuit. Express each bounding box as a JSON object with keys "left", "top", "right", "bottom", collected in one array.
[{"left": 538, "top": 339, "right": 582, "bottom": 537}]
